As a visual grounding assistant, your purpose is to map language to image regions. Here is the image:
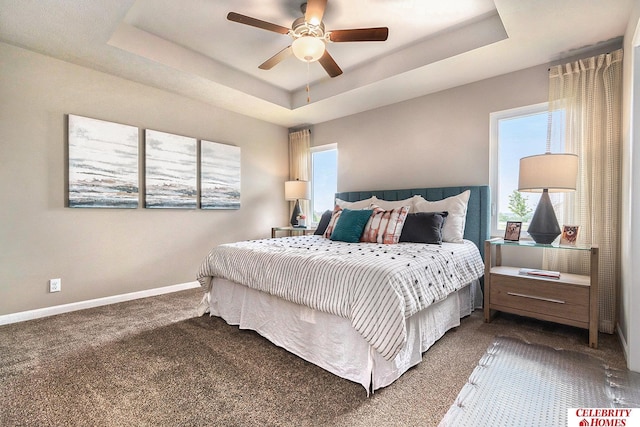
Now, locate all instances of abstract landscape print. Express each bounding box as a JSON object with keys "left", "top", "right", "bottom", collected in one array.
[
  {"left": 200, "top": 140, "right": 241, "bottom": 210},
  {"left": 145, "top": 130, "right": 197, "bottom": 209},
  {"left": 68, "top": 115, "right": 139, "bottom": 208}
]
